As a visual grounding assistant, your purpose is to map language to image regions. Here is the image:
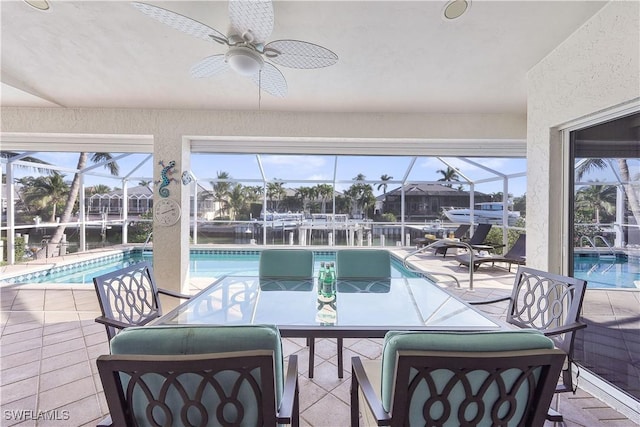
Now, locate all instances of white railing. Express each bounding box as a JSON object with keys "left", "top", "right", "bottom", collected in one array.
[{"left": 402, "top": 239, "right": 476, "bottom": 290}]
